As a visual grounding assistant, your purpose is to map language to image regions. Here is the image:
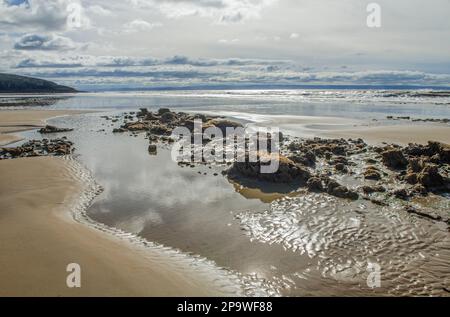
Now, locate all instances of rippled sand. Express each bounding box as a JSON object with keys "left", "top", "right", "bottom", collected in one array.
[{"left": 236, "top": 193, "right": 450, "bottom": 296}]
